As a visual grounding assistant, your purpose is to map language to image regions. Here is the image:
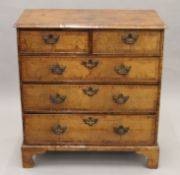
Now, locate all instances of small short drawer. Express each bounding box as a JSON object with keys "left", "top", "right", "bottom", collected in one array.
[
  {"left": 93, "top": 30, "right": 162, "bottom": 56},
  {"left": 21, "top": 56, "right": 160, "bottom": 83},
  {"left": 22, "top": 84, "right": 159, "bottom": 113},
  {"left": 19, "top": 30, "right": 89, "bottom": 53},
  {"left": 24, "top": 114, "right": 156, "bottom": 145}
]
